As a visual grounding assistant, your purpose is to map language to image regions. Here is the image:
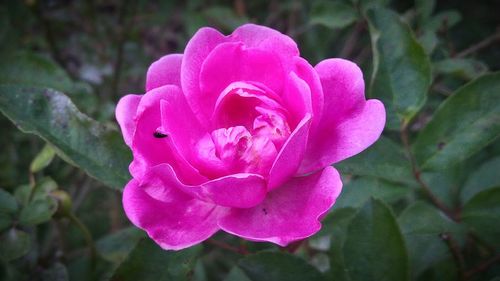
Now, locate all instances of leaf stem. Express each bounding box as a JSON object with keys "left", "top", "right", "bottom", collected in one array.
[
  {"left": 465, "top": 254, "right": 500, "bottom": 280},
  {"left": 440, "top": 232, "right": 466, "bottom": 281},
  {"left": 400, "top": 123, "right": 458, "bottom": 221},
  {"left": 68, "top": 212, "right": 97, "bottom": 268},
  {"left": 456, "top": 29, "right": 500, "bottom": 58},
  {"left": 206, "top": 239, "right": 250, "bottom": 255}
]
